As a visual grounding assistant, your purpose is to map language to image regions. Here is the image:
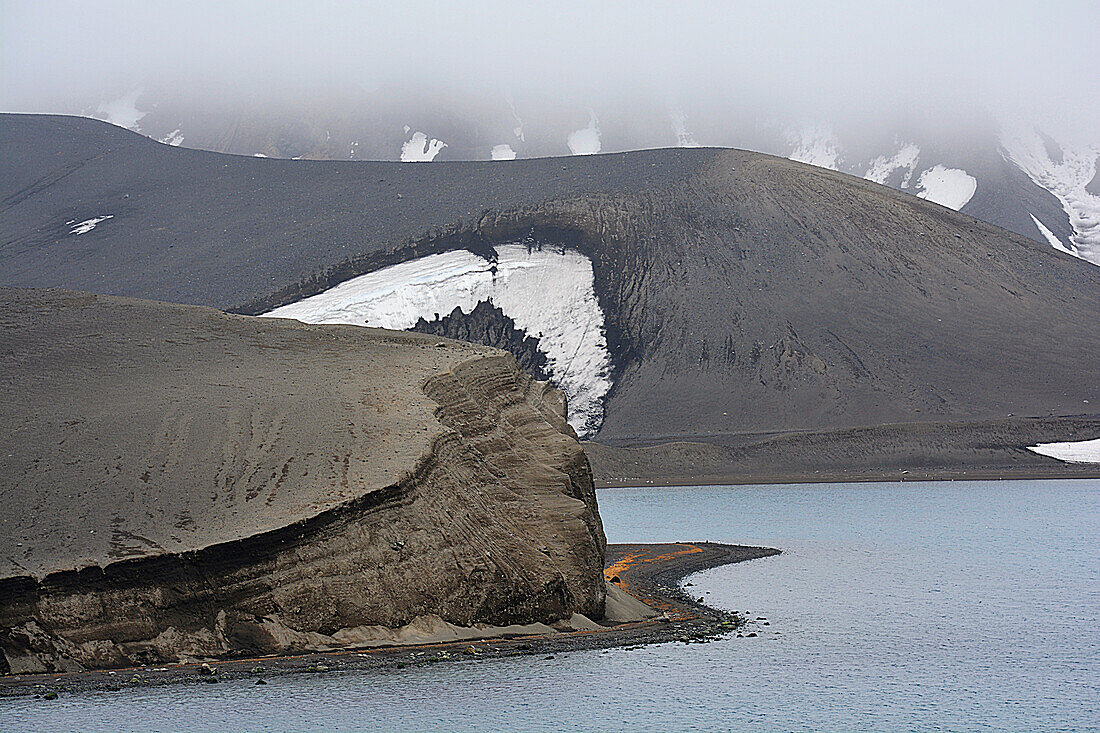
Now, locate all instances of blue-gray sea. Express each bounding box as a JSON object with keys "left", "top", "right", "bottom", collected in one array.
[{"left": 5, "top": 479, "right": 1098, "bottom": 732}]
